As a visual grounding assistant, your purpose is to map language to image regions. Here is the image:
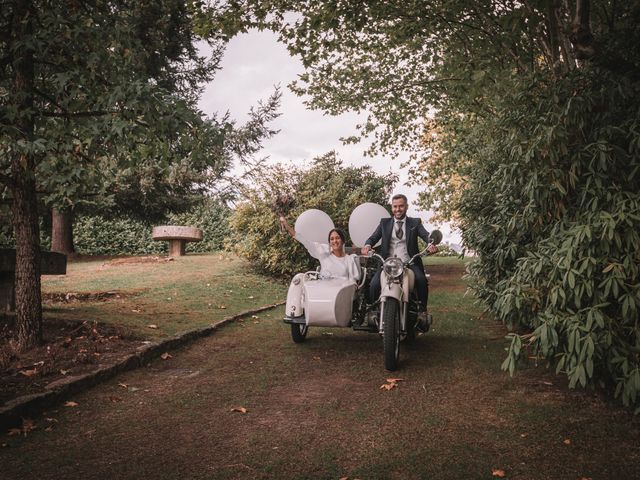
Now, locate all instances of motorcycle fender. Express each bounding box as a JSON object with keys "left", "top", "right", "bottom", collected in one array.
[
  {"left": 379, "top": 271, "right": 405, "bottom": 332},
  {"left": 380, "top": 271, "right": 403, "bottom": 300}
]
